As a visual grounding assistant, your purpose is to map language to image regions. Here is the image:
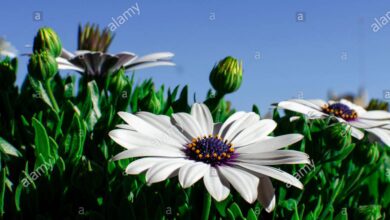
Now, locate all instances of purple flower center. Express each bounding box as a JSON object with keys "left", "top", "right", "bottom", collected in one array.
[
  {"left": 184, "top": 135, "right": 236, "bottom": 166},
  {"left": 322, "top": 103, "right": 358, "bottom": 121}
]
